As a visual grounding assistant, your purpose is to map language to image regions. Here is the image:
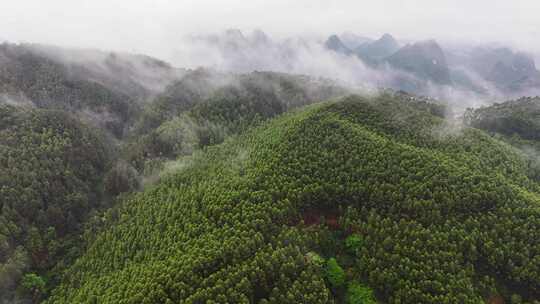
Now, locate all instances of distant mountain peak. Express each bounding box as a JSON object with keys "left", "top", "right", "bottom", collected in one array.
[
  {"left": 339, "top": 32, "right": 373, "bottom": 49},
  {"left": 486, "top": 51, "right": 540, "bottom": 91},
  {"left": 387, "top": 39, "right": 451, "bottom": 85},
  {"left": 380, "top": 33, "right": 396, "bottom": 43},
  {"left": 326, "top": 34, "right": 341, "bottom": 44},
  {"left": 397, "top": 40, "right": 446, "bottom": 59},
  {"left": 250, "top": 29, "right": 271, "bottom": 45},
  {"left": 355, "top": 33, "right": 400, "bottom": 62},
  {"left": 325, "top": 34, "right": 352, "bottom": 55}
]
